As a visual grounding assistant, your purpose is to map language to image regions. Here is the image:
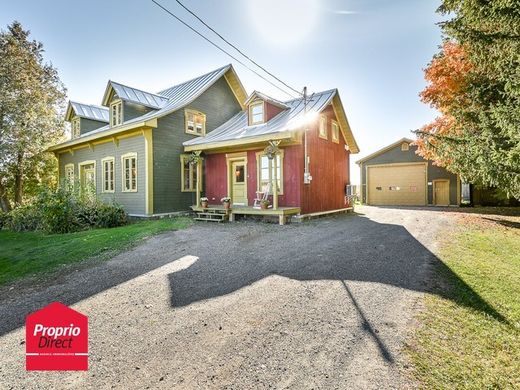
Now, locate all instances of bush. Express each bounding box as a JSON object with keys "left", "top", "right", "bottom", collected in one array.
[
  {"left": 7, "top": 205, "right": 42, "bottom": 232},
  {"left": 0, "top": 210, "right": 10, "bottom": 230},
  {"left": 3, "top": 188, "right": 127, "bottom": 234}
]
